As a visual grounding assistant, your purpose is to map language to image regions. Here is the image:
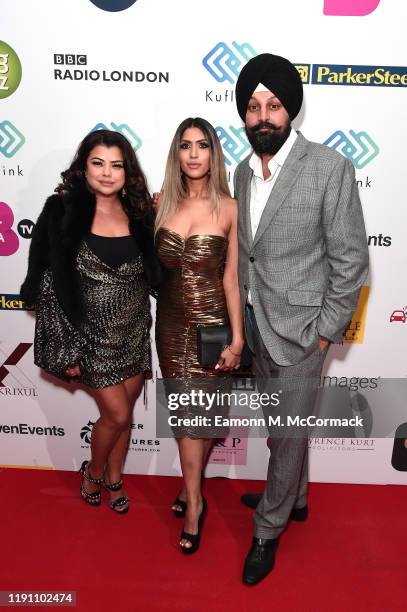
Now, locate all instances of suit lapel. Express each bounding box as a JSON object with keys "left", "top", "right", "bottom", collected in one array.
[
  {"left": 252, "top": 132, "right": 308, "bottom": 248},
  {"left": 238, "top": 159, "right": 254, "bottom": 246}
]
